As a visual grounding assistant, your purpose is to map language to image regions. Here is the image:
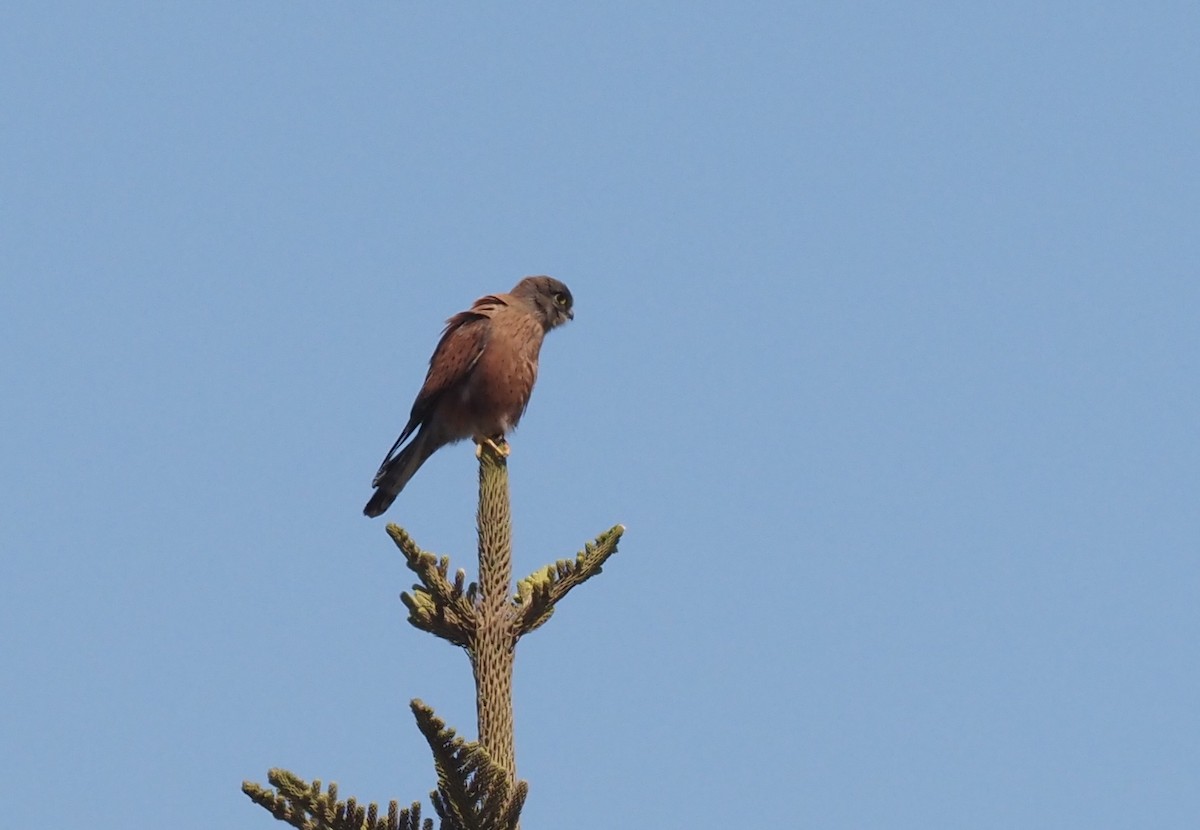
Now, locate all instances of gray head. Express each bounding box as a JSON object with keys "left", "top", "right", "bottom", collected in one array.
[{"left": 511, "top": 275, "right": 574, "bottom": 331}]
